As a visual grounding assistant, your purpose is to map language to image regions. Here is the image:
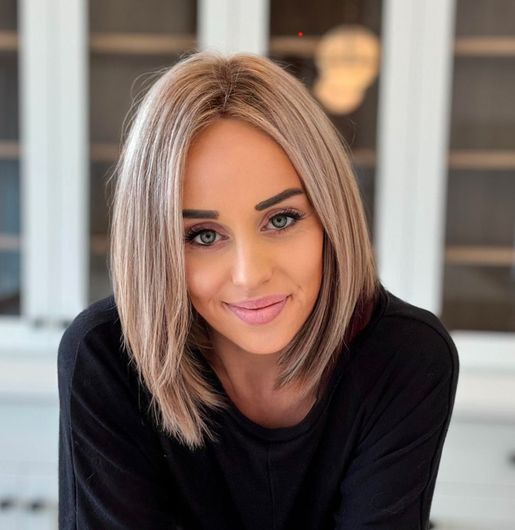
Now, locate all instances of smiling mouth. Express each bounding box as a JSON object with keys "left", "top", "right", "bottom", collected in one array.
[
  {"left": 225, "top": 296, "right": 289, "bottom": 325},
  {"left": 239, "top": 300, "right": 282, "bottom": 310},
  {"left": 228, "top": 294, "right": 289, "bottom": 310}
]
